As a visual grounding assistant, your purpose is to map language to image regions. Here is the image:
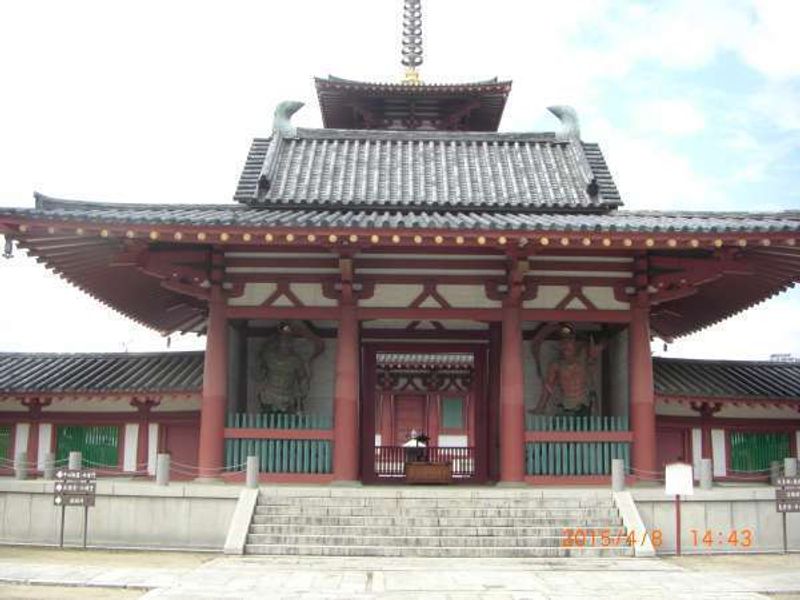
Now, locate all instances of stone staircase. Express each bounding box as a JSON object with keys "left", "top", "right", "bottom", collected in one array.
[{"left": 244, "top": 487, "right": 634, "bottom": 557}]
